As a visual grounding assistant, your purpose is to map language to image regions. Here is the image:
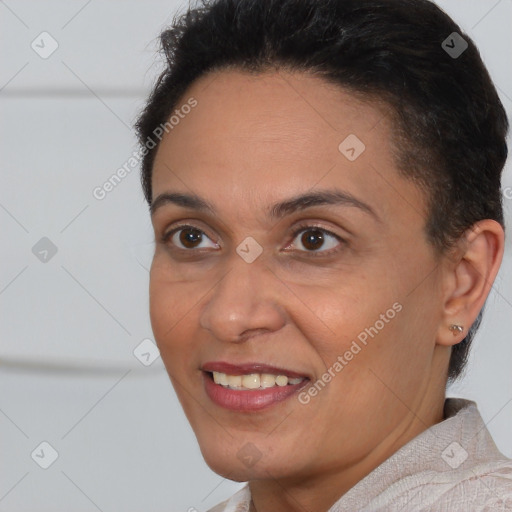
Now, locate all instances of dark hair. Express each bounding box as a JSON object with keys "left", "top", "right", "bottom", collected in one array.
[{"left": 135, "top": 0, "right": 508, "bottom": 382}]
